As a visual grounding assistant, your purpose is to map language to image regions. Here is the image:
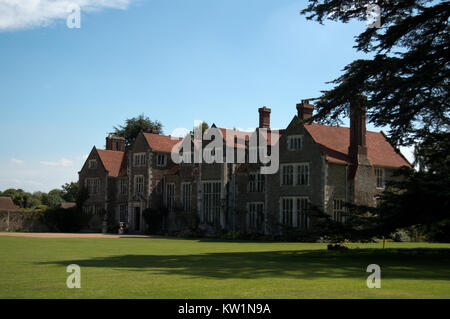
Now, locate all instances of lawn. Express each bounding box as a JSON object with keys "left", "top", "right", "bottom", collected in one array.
[{"left": 0, "top": 236, "right": 449, "bottom": 299}]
